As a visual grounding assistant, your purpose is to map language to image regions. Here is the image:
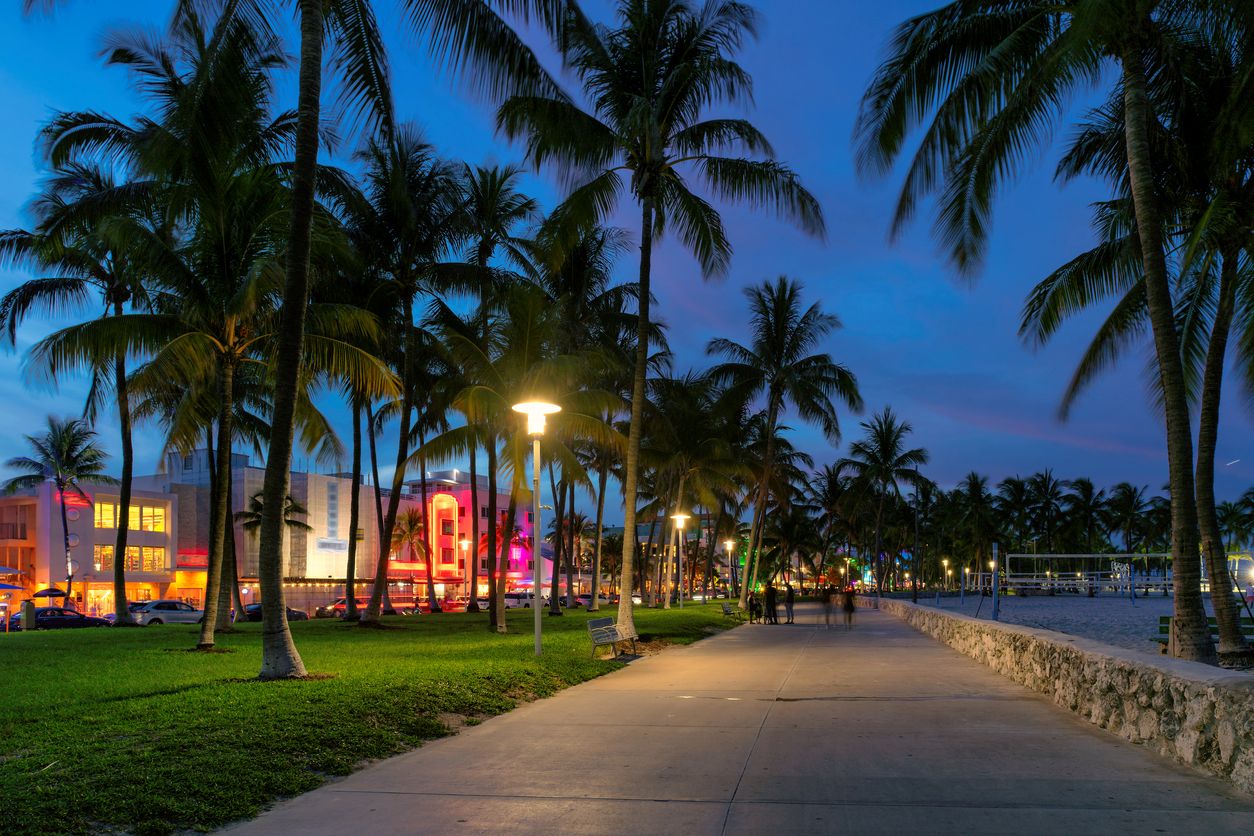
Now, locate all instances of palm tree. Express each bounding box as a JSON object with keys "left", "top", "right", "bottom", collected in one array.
[
  {"left": 835, "top": 408, "right": 928, "bottom": 598},
  {"left": 499, "top": 0, "right": 825, "bottom": 635},
  {"left": 391, "top": 507, "right": 427, "bottom": 608},
  {"left": 0, "top": 162, "right": 148, "bottom": 625},
  {"left": 710, "top": 277, "right": 861, "bottom": 608},
  {"left": 1063, "top": 478, "right": 1108, "bottom": 555},
  {"left": 853, "top": 0, "right": 1251, "bottom": 662},
  {"left": 955, "top": 472, "right": 998, "bottom": 579},
  {"left": 253, "top": 0, "right": 571, "bottom": 678},
  {"left": 235, "top": 492, "right": 315, "bottom": 536},
  {"left": 4, "top": 417, "right": 116, "bottom": 597}
]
